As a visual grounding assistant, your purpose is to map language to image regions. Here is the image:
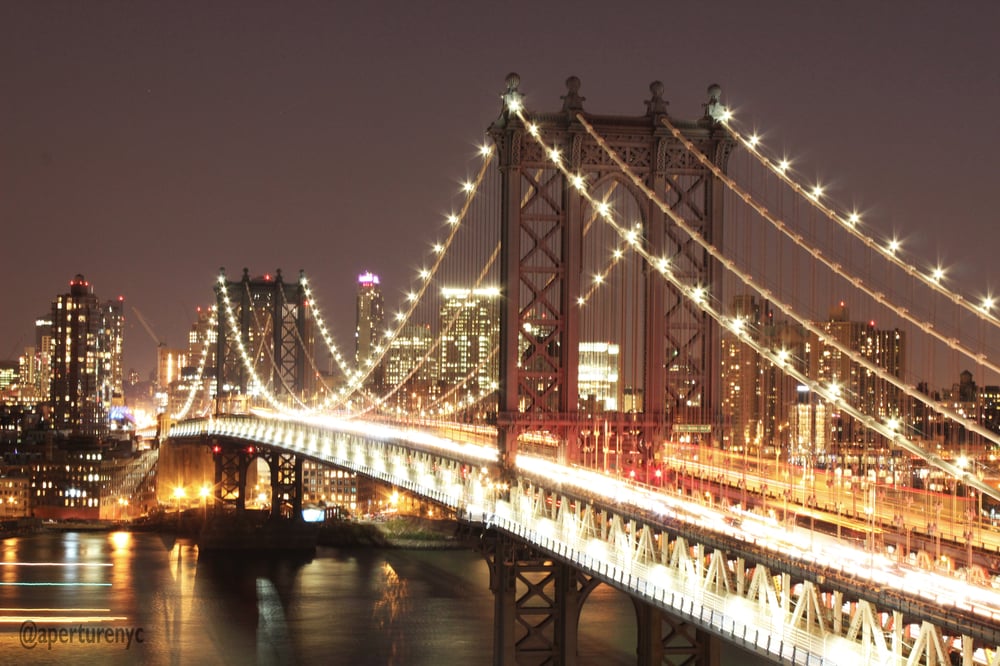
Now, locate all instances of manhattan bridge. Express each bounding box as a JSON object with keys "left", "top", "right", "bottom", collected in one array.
[{"left": 162, "top": 74, "right": 1000, "bottom": 665}]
